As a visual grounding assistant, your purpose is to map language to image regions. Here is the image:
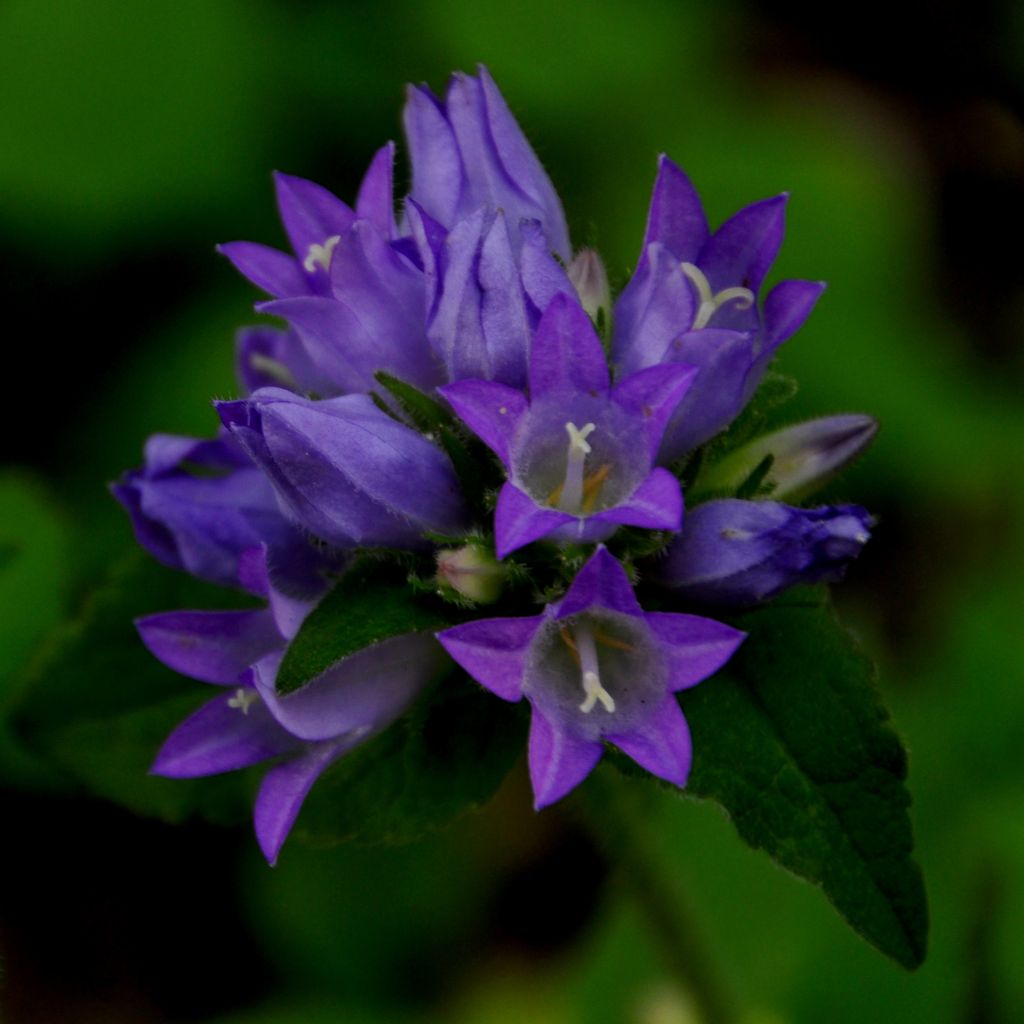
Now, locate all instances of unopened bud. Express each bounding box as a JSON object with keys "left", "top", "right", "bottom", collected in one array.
[
  {"left": 567, "top": 248, "right": 611, "bottom": 322},
  {"left": 435, "top": 545, "right": 504, "bottom": 604},
  {"left": 697, "top": 414, "right": 878, "bottom": 502}
]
